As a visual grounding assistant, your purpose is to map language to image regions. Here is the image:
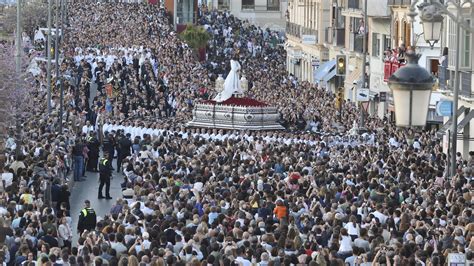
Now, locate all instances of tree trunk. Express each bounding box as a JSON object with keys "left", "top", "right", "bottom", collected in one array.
[{"left": 198, "top": 47, "right": 206, "bottom": 62}]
